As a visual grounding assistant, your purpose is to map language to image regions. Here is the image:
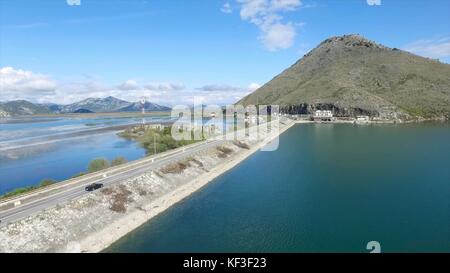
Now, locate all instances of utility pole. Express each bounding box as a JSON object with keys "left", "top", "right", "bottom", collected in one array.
[
  {"left": 154, "top": 134, "right": 157, "bottom": 155},
  {"left": 141, "top": 96, "right": 147, "bottom": 125},
  {"left": 257, "top": 96, "right": 260, "bottom": 126}
]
